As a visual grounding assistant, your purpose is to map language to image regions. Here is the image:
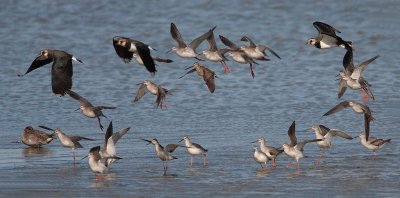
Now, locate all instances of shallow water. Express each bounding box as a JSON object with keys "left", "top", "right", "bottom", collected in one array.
[{"left": 1, "top": 0, "right": 400, "bottom": 197}]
